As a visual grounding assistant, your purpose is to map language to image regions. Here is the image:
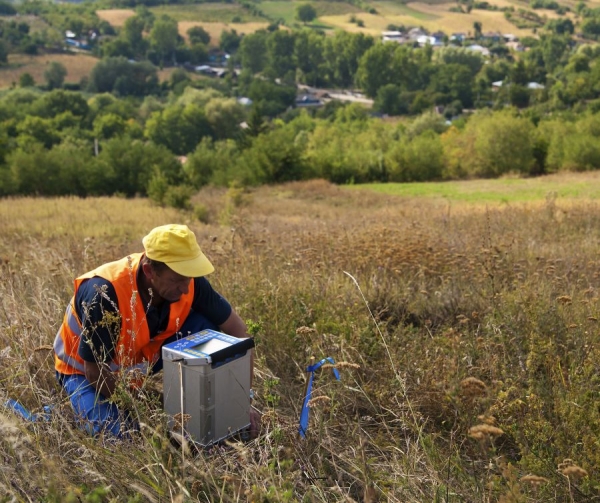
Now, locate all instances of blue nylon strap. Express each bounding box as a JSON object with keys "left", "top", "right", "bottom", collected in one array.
[{"left": 298, "top": 357, "right": 341, "bottom": 438}]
